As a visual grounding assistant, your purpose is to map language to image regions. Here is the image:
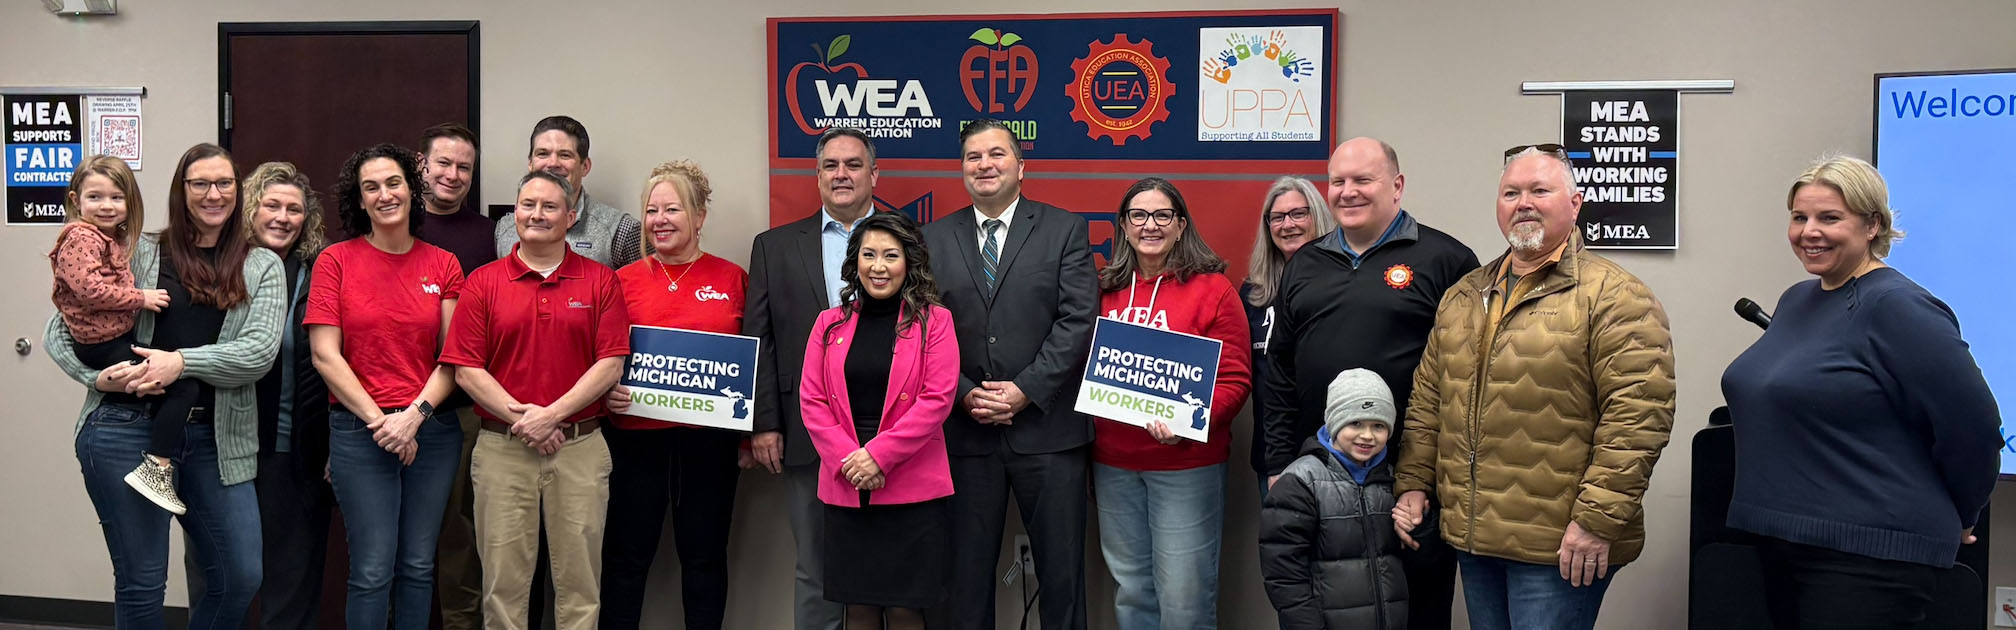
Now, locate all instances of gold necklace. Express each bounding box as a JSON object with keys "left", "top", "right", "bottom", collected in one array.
[{"left": 656, "top": 254, "right": 699, "bottom": 292}]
